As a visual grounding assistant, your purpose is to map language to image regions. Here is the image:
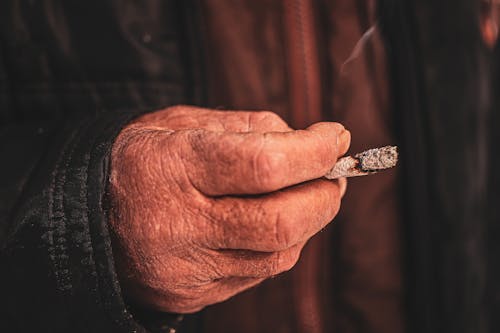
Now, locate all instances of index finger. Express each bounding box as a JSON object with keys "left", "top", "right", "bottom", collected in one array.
[{"left": 181, "top": 122, "right": 350, "bottom": 195}]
